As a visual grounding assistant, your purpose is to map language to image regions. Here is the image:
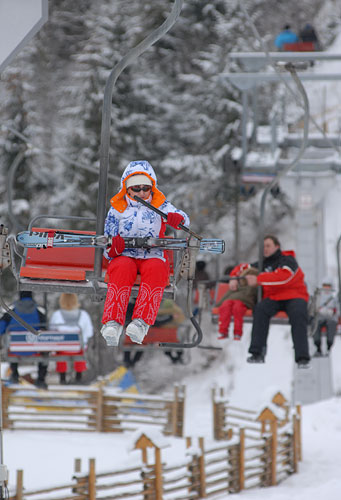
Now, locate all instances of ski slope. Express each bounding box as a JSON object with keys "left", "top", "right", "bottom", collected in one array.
[{"left": 4, "top": 324, "right": 341, "bottom": 499}]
